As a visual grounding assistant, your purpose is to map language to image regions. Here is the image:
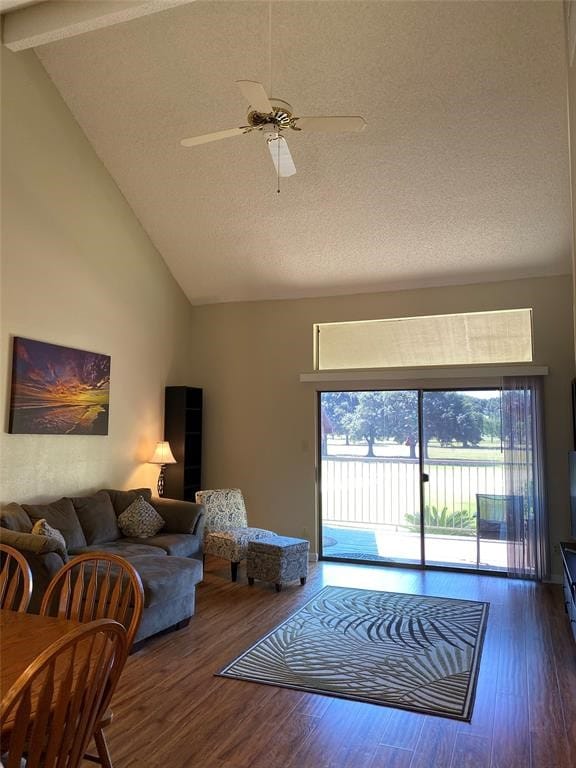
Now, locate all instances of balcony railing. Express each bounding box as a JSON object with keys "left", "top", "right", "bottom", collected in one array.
[{"left": 320, "top": 456, "right": 505, "bottom": 535}]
